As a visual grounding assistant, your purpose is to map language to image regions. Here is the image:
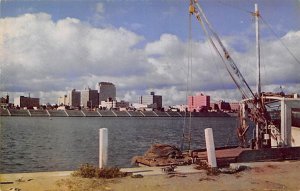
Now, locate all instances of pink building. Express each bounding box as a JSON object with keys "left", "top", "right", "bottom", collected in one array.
[{"left": 188, "top": 93, "right": 210, "bottom": 112}]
